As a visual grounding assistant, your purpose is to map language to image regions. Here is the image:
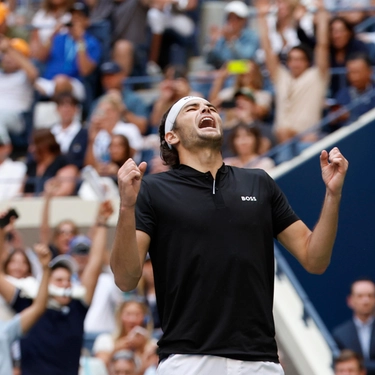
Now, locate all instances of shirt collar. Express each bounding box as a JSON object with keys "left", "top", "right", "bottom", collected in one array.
[
  {"left": 354, "top": 315, "right": 375, "bottom": 328},
  {"left": 174, "top": 163, "right": 228, "bottom": 177}
]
